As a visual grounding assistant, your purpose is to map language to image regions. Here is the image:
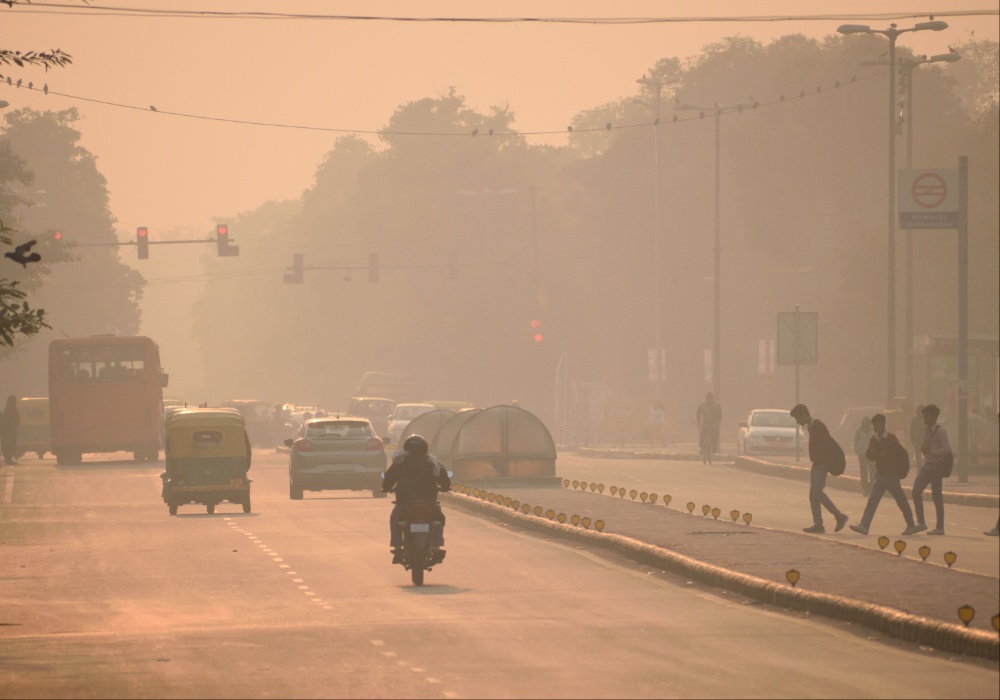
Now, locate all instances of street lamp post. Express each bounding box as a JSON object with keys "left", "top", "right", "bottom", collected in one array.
[
  {"left": 838, "top": 20, "right": 949, "bottom": 406},
  {"left": 860, "top": 50, "right": 961, "bottom": 404},
  {"left": 673, "top": 99, "right": 754, "bottom": 403},
  {"left": 636, "top": 74, "right": 678, "bottom": 400}
]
